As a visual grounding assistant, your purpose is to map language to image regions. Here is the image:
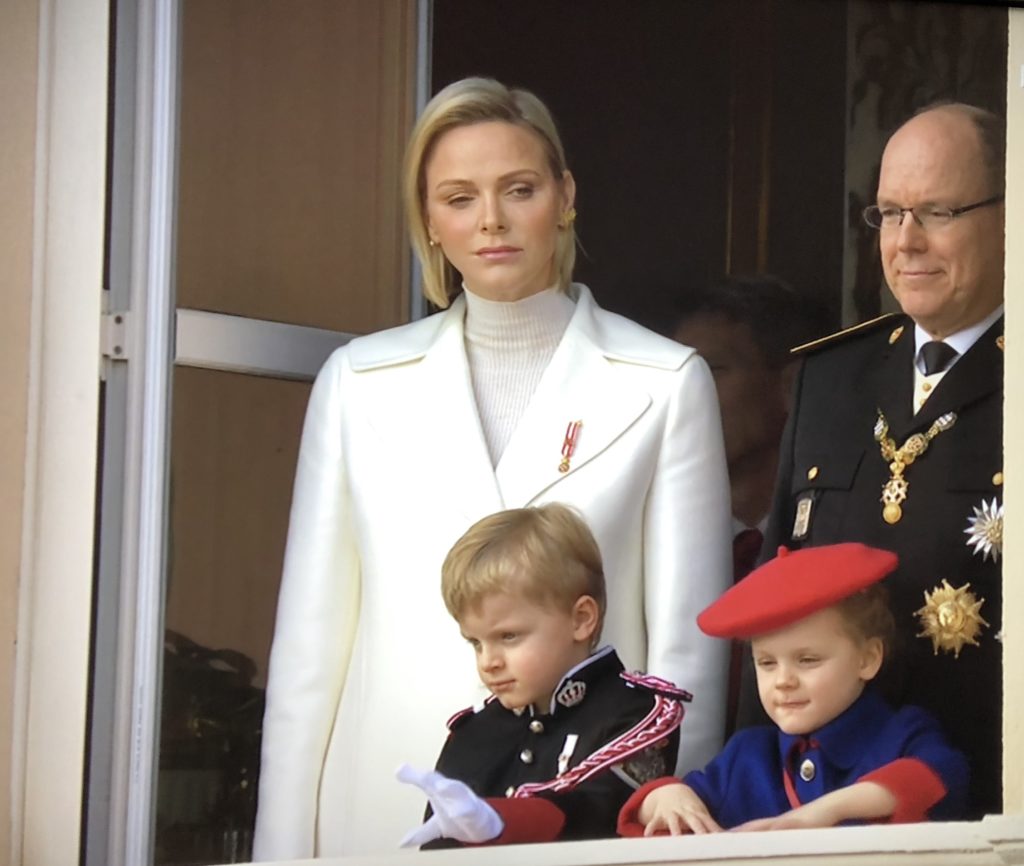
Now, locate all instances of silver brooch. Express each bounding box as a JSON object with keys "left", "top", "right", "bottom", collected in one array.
[{"left": 964, "top": 497, "right": 1003, "bottom": 562}]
